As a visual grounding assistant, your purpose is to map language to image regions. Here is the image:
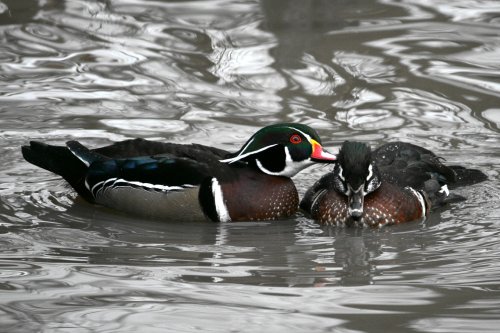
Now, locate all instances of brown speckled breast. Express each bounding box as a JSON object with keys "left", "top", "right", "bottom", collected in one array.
[
  {"left": 311, "top": 182, "right": 428, "bottom": 227},
  {"left": 221, "top": 172, "right": 299, "bottom": 221}
]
